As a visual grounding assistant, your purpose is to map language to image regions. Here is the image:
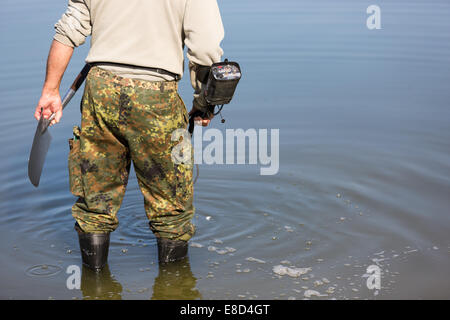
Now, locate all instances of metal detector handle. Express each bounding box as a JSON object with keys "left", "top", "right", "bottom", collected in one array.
[
  {"left": 188, "top": 110, "right": 204, "bottom": 135},
  {"left": 188, "top": 105, "right": 216, "bottom": 135}
]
